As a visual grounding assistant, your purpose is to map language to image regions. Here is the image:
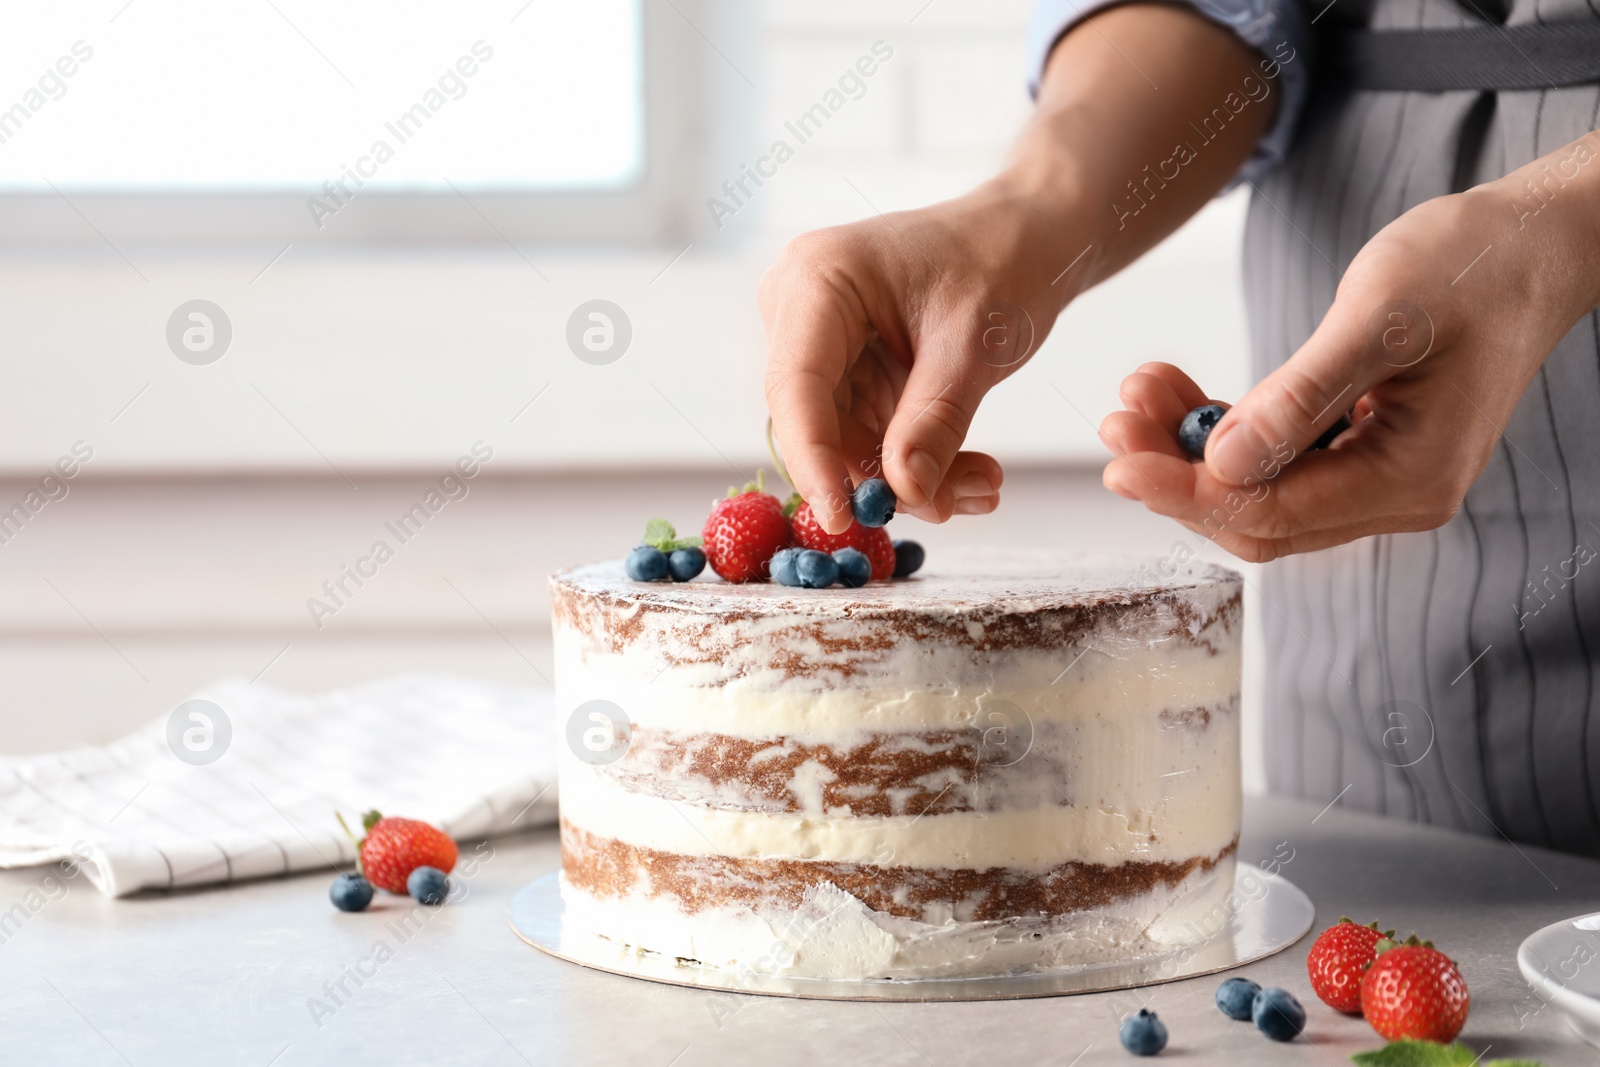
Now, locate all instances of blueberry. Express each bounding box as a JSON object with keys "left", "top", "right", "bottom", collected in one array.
[
  {"left": 851, "top": 478, "right": 896, "bottom": 528},
  {"left": 1215, "top": 976, "right": 1261, "bottom": 1021},
  {"left": 329, "top": 873, "right": 373, "bottom": 912},
  {"left": 795, "top": 549, "right": 840, "bottom": 589},
  {"left": 1311, "top": 414, "right": 1352, "bottom": 451},
  {"left": 833, "top": 547, "right": 871, "bottom": 588},
  {"left": 407, "top": 865, "right": 449, "bottom": 906},
  {"left": 1178, "top": 404, "right": 1227, "bottom": 460},
  {"left": 625, "top": 546, "right": 669, "bottom": 581},
  {"left": 1118, "top": 1008, "right": 1168, "bottom": 1056},
  {"left": 891, "top": 539, "right": 925, "bottom": 578},
  {"left": 667, "top": 547, "right": 706, "bottom": 582},
  {"left": 1252, "top": 986, "right": 1305, "bottom": 1042},
  {"left": 769, "top": 548, "right": 802, "bottom": 587}
]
